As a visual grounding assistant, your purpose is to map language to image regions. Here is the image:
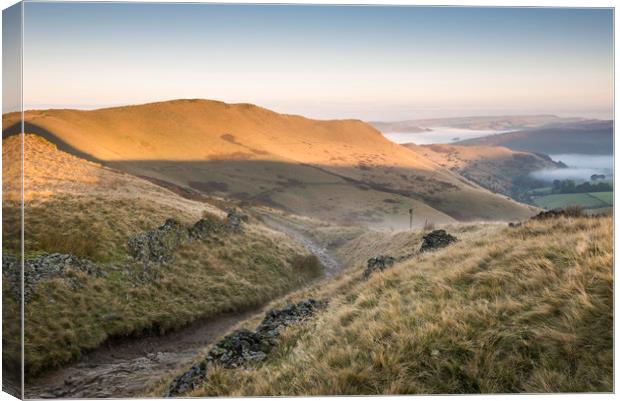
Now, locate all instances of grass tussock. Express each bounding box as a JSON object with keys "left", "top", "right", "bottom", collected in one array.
[{"left": 185, "top": 215, "right": 612, "bottom": 395}]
